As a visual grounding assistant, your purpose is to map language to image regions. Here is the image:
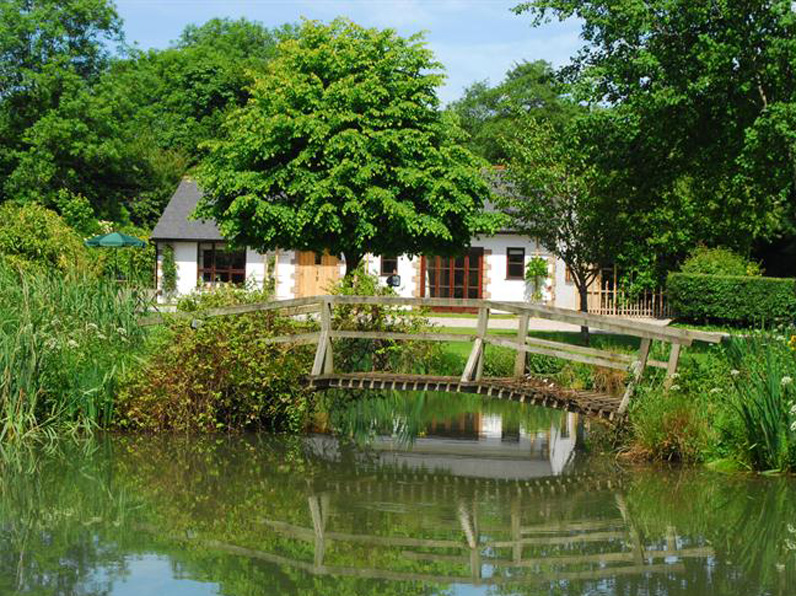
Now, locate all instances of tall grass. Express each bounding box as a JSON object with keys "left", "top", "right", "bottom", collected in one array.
[
  {"left": 726, "top": 333, "right": 796, "bottom": 471},
  {"left": 0, "top": 262, "right": 144, "bottom": 440}
]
